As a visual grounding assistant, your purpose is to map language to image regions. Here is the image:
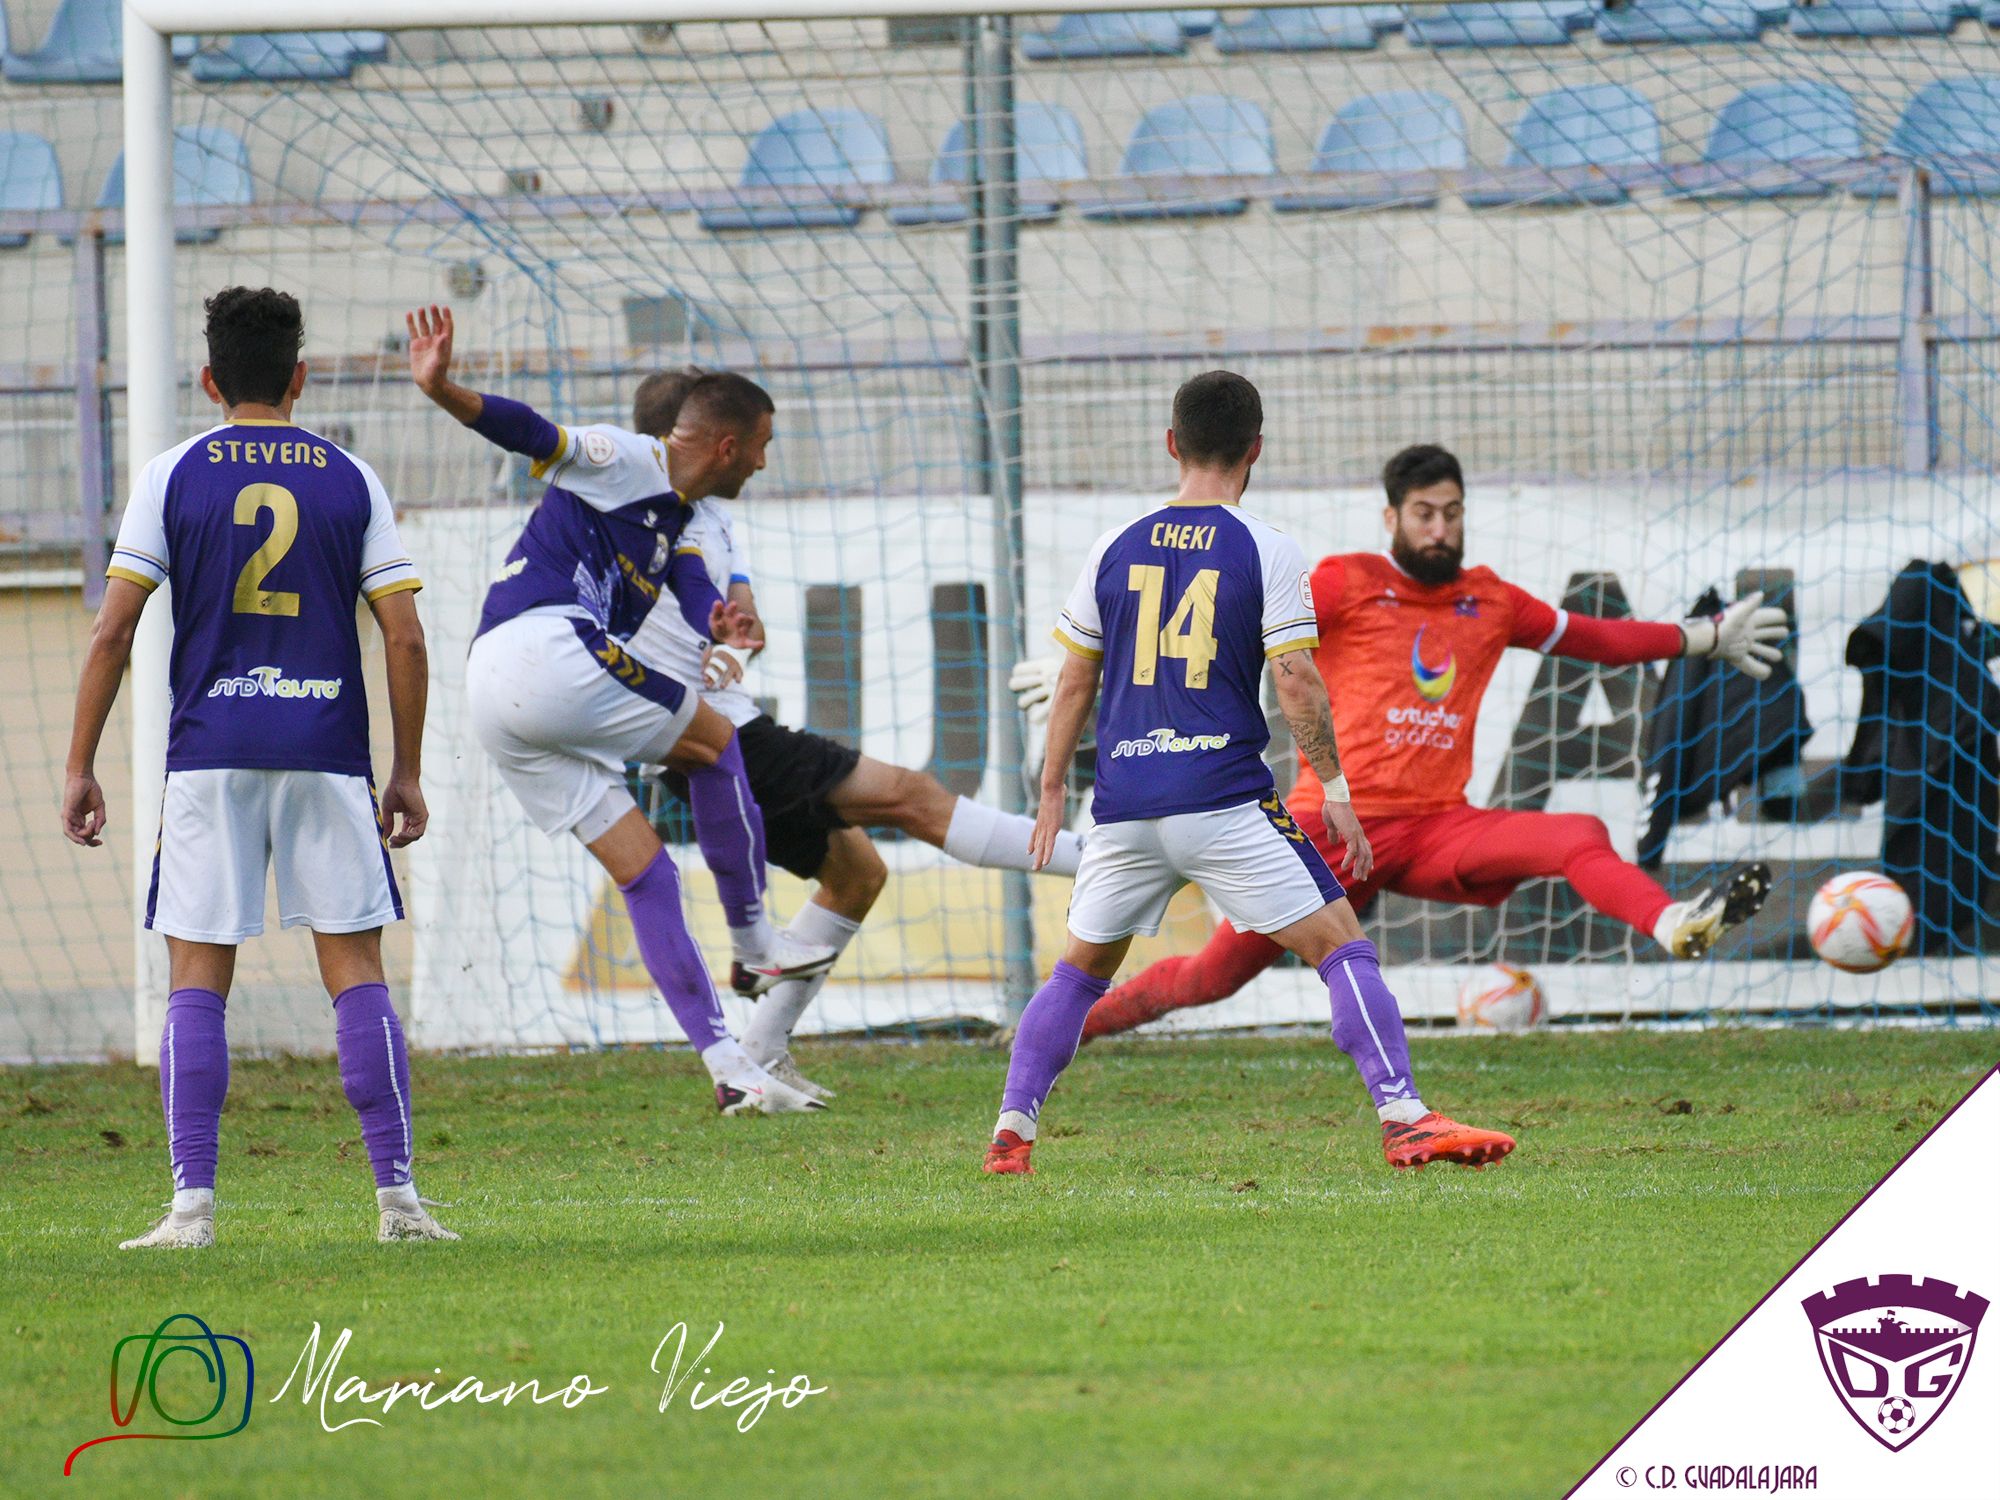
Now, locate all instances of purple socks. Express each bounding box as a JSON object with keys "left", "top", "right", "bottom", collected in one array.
[
  {"left": 685, "top": 734, "right": 768, "bottom": 931},
  {"left": 1317, "top": 939, "right": 1419, "bottom": 1109},
  {"left": 161, "top": 988, "right": 229, "bottom": 1191},
  {"left": 620, "top": 848, "right": 729, "bottom": 1051},
  {"left": 998, "top": 961, "right": 1112, "bottom": 1130},
  {"left": 334, "top": 984, "right": 415, "bottom": 1188}
]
